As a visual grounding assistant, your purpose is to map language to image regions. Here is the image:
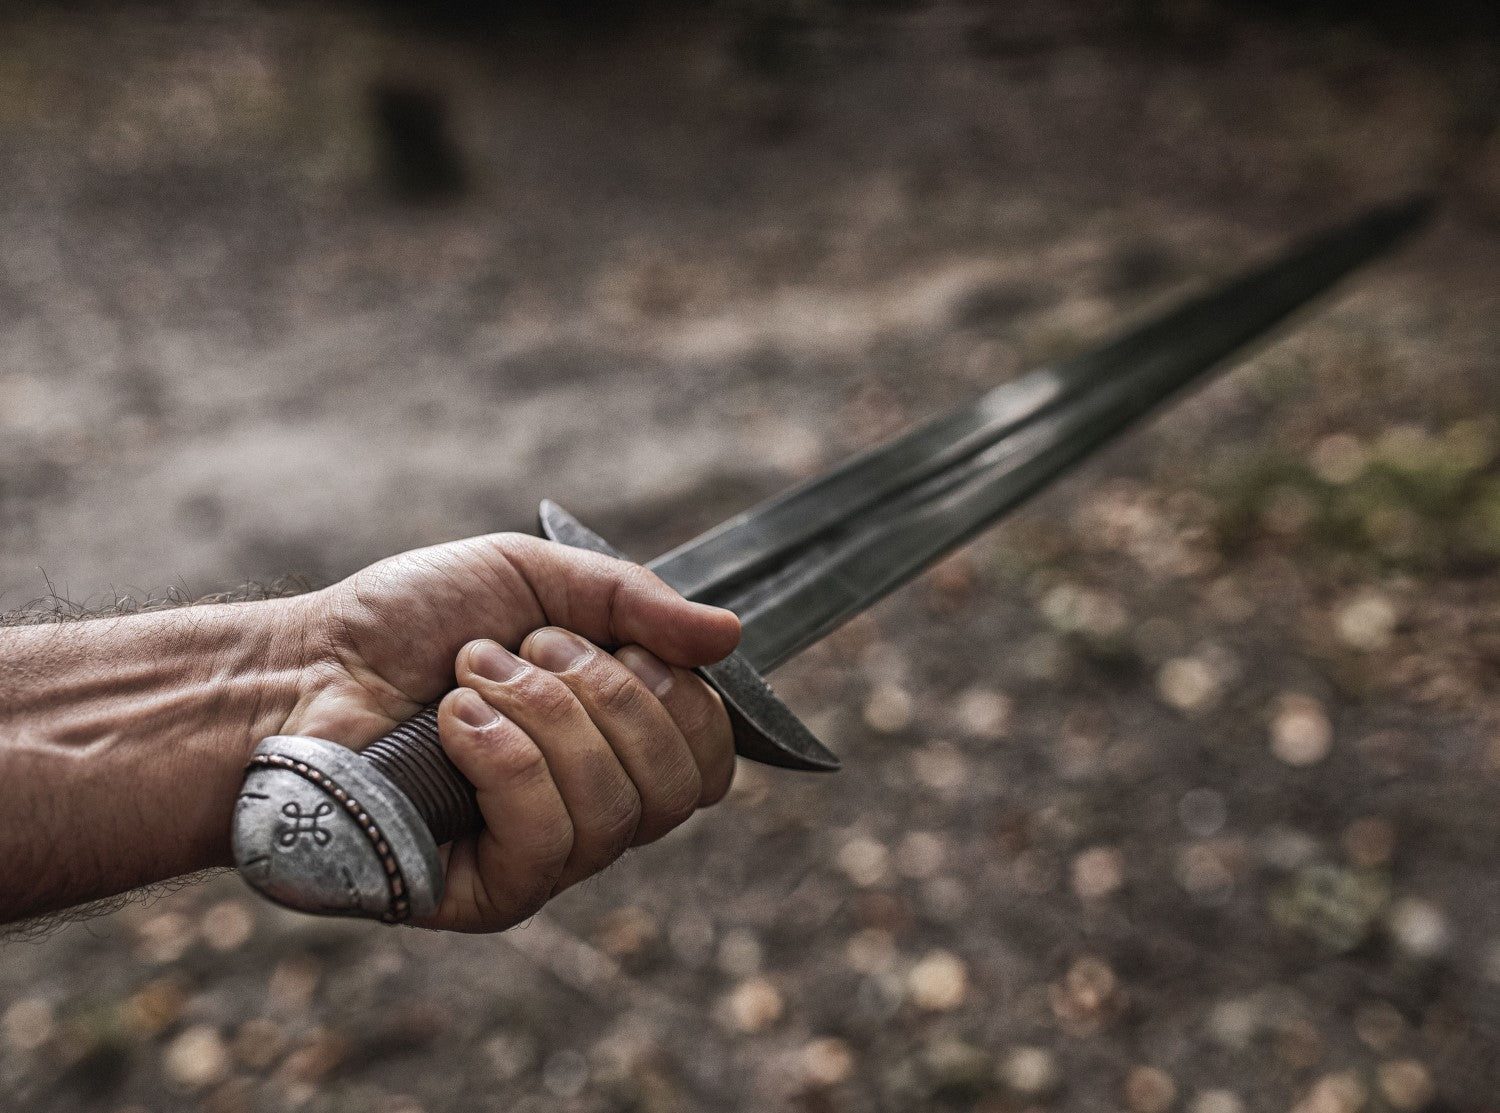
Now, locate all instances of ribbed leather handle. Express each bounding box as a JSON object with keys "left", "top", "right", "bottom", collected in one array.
[{"left": 361, "top": 703, "right": 480, "bottom": 846}]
